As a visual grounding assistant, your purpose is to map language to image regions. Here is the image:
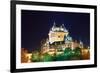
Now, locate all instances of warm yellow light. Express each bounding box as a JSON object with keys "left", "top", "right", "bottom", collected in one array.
[{"left": 25, "top": 53, "right": 32, "bottom": 63}]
